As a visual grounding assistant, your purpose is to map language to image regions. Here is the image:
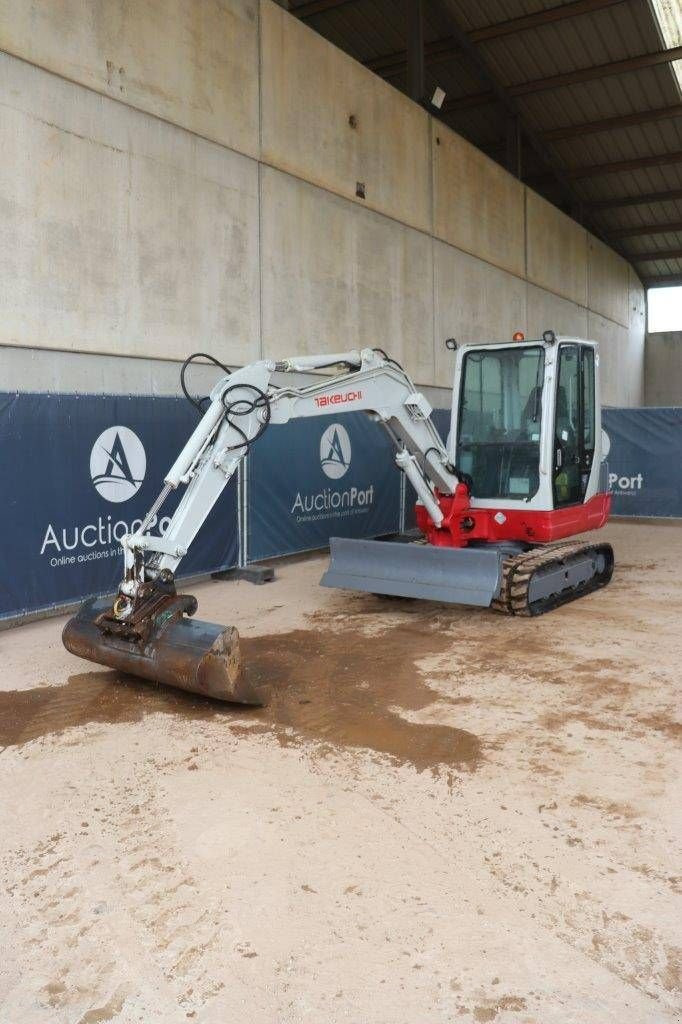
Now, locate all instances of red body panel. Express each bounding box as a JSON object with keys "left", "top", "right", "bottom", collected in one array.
[{"left": 415, "top": 488, "right": 611, "bottom": 548}]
